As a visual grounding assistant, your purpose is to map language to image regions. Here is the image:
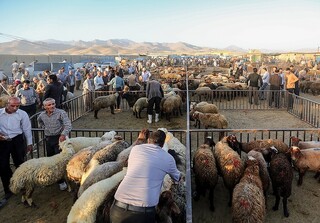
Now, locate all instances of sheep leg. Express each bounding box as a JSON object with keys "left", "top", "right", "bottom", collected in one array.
[
  {"left": 94, "top": 110, "right": 99, "bottom": 119},
  {"left": 228, "top": 189, "right": 233, "bottom": 207},
  {"left": 298, "top": 169, "right": 307, "bottom": 186},
  {"left": 193, "top": 178, "right": 201, "bottom": 201},
  {"left": 283, "top": 197, "right": 289, "bottom": 217},
  {"left": 314, "top": 171, "right": 320, "bottom": 179},
  {"left": 110, "top": 106, "right": 115, "bottom": 114},
  {"left": 272, "top": 189, "right": 280, "bottom": 211},
  {"left": 138, "top": 111, "right": 142, "bottom": 118},
  {"left": 209, "top": 188, "right": 215, "bottom": 212},
  {"left": 179, "top": 107, "right": 183, "bottom": 116}
]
